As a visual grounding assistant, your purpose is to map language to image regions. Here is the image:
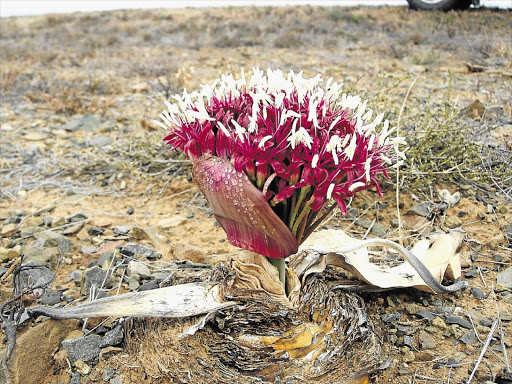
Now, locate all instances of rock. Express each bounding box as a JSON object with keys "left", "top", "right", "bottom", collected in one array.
[
  {"left": 81, "top": 266, "right": 111, "bottom": 295},
  {"left": 464, "top": 99, "right": 485, "bottom": 119},
  {"left": 88, "top": 226, "right": 105, "bottom": 236},
  {"left": 404, "top": 303, "right": 419, "bottom": 315},
  {"left": 446, "top": 315, "right": 472, "bottom": 329},
  {"left": 42, "top": 216, "right": 53, "bottom": 226},
  {"left": 18, "top": 262, "right": 55, "bottom": 290},
  {"left": 445, "top": 216, "right": 462, "bottom": 229},
  {"left": 40, "top": 290, "right": 62, "bottom": 305},
  {"left": 103, "top": 368, "right": 116, "bottom": 381},
  {"left": 128, "top": 276, "right": 140, "bottom": 291},
  {"left": 33, "top": 230, "right": 73, "bottom": 254},
  {"left": 21, "top": 246, "right": 58, "bottom": 268},
  {"left": 6, "top": 319, "right": 79, "bottom": 384},
  {"left": 113, "top": 226, "right": 130, "bottom": 236},
  {"left": 127, "top": 261, "right": 151, "bottom": 279},
  {"left": 139, "top": 280, "right": 159, "bottom": 291},
  {"left": 500, "top": 312, "right": 511, "bottom": 322},
  {"left": 34, "top": 205, "right": 56, "bottom": 217},
  {"left": 371, "top": 223, "right": 389, "bottom": 238},
  {"left": 74, "top": 359, "right": 91, "bottom": 375},
  {"left": 486, "top": 234, "right": 506, "bottom": 249},
  {"left": 416, "top": 309, "right": 434, "bottom": 322},
  {"left": 381, "top": 313, "right": 400, "bottom": 323},
  {"left": 171, "top": 243, "right": 207, "bottom": 263},
  {"left": 60, "top": 222, "right": 85, "bottom": 235},
  {"left": 100, "top": 324, "right": 124, "bottom": 347},
  {"left": 407, "top": 202, "right": 430, "bottom": 217},
  {"left": 460, "top": 330, "right": 478, "bottom": 344},
  {"left": 62, "top": 335, "right": 103, "bottom": 363},
  {"left": 432, "top": 317, "right": 448, "bottom": 330},
  {"left": 157, "top": 216, "right": 188, "bottom": 229},
  {"left": 497, "top": 267, "right": 512, "bottom": 289},
  {"left": 70, "top": 372, "right": 81, "bottom": 384},
  {"left": 479, "top": 317, "right": 493, "bottom": 327},
  {"left": 65, "top": 114, "right": 101, "bottom": 132},
  {"left": 67, "top": 270, "right": 82, "bottom": 284},
  {"left": 1, "top": 223, "right": 18, "bottom": 237},
  {"left": 418, "top": 330, "right": 436, "bottom": 350},
  {"left": 0, "top": 246, "right": 20, "bottom": 262},
  {"left": 110, "top": 375, "right": 124, "bottom": 384},
  {"left": 402, "top": 348, "right": 415, "bottom": 362},
  {"left": 120, "top": 243, "right": 155, "bottom": 260},
  {"left": 89, "top": 136, "right": 112, "bottom": 147},
  {"left": 471, "top": 286, "right": 486, "bottom": 300}
]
